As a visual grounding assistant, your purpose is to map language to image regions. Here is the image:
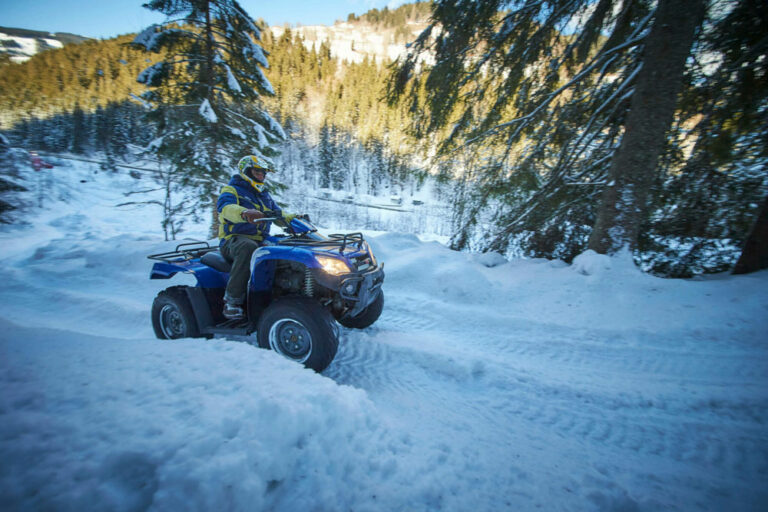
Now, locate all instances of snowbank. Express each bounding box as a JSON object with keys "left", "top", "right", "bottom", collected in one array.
[
  {"left": 0, "top": 319, "right": 398, "bottom": 511},
  {"left": 371, "top": 233, "right": 768, "bottom": 337}
]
